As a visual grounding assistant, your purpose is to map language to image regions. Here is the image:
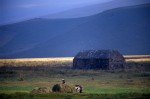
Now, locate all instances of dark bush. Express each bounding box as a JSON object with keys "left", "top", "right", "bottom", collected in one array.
[{"left": 52, "top": 84, "right": 61, "bottom": 92}]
